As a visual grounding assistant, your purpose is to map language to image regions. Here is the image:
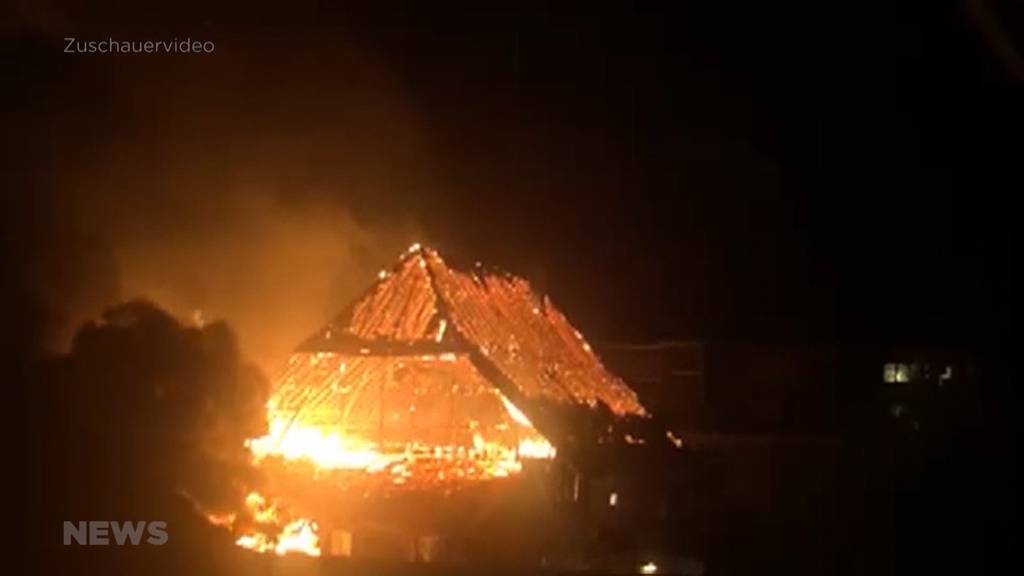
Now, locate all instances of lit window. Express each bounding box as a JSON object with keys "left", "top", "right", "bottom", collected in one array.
[
  {"left": 609, "top": 492, "right": 618, "bottom": 507},
  {"left": 896, "top": 364, "right": 911, "bottom": 383},
  {"left": 938, "top": 365, "right": 953, "bottom": 388},
  {"left": 883, "top": 363, "right": 912, "bottom": 383},
  {"left": 883, "top": 363, "right": 897, "bottom": 383},
  {"left": 640, "top": 561, "right": 658, "bottom": 574}
]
